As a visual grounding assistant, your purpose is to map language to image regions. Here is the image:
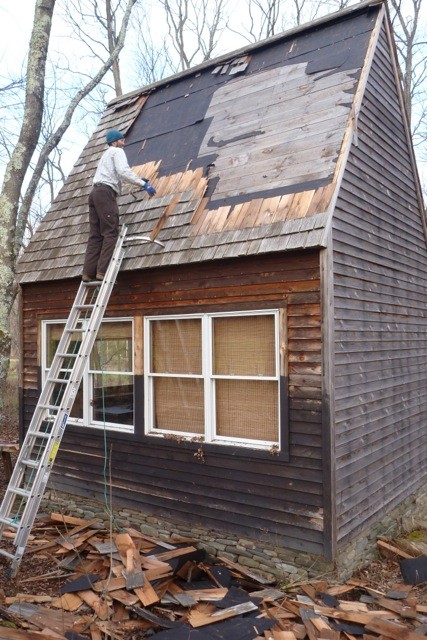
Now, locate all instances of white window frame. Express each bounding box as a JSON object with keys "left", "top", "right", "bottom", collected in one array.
[
  {"left": 41, "top": 317, "right": 134, "bottom": 433},
  {"left": 144, "top": 310, "right": 280, "bottom": 450}
]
